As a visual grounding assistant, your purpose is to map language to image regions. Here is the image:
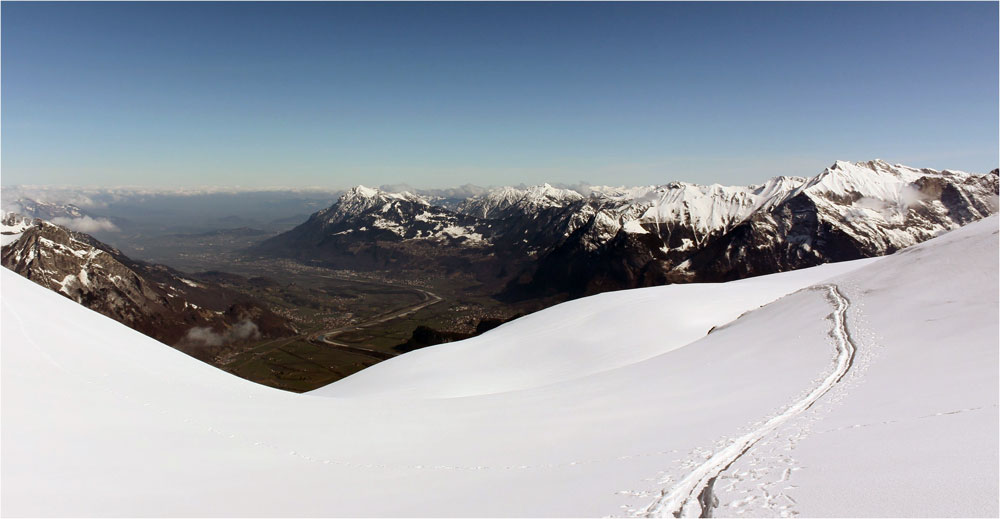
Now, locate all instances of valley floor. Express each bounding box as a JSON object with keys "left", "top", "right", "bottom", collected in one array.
[
  {"left": 190, "top": 261, "right": 526, "bottom": 392},
  {"left": 2, "top": 217, "right": 997, "bottom": 517}
]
